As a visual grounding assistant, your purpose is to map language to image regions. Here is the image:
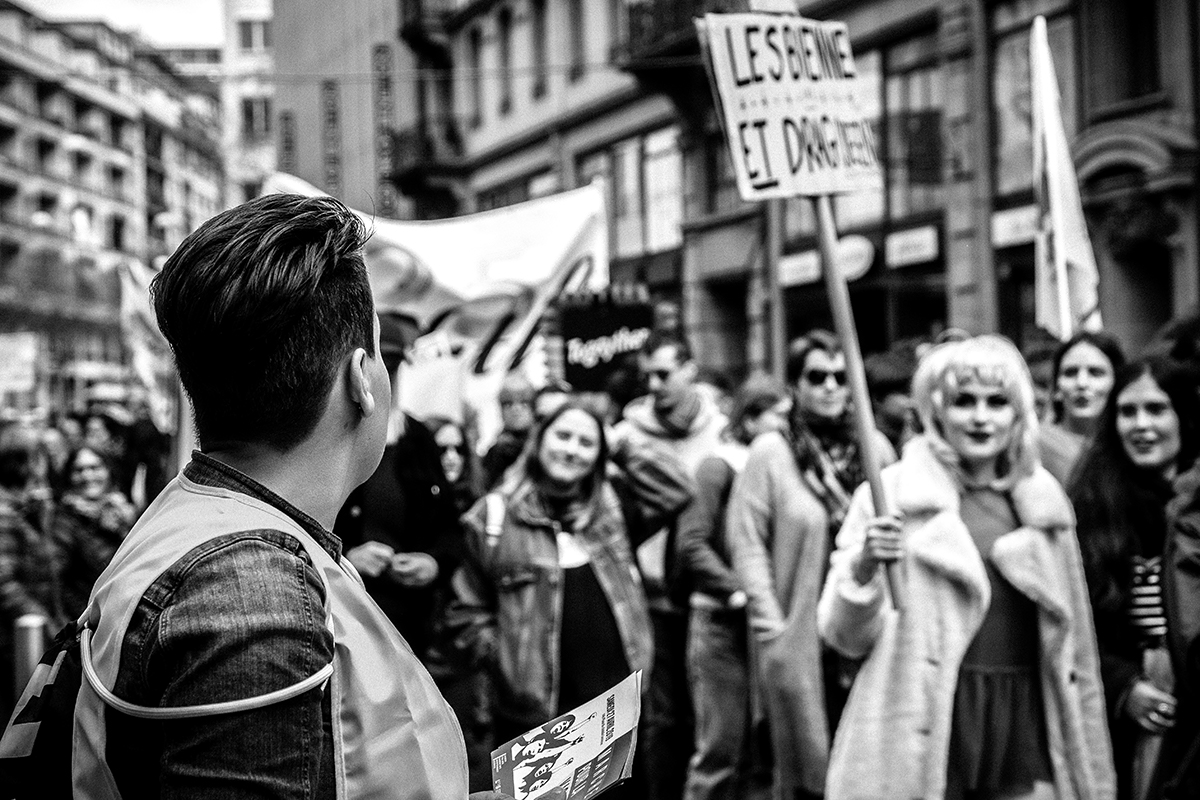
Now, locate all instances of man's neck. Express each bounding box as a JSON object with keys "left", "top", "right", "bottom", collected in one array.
[{"left": 203, "top": 439, "right": 359, "bottom": 530}]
